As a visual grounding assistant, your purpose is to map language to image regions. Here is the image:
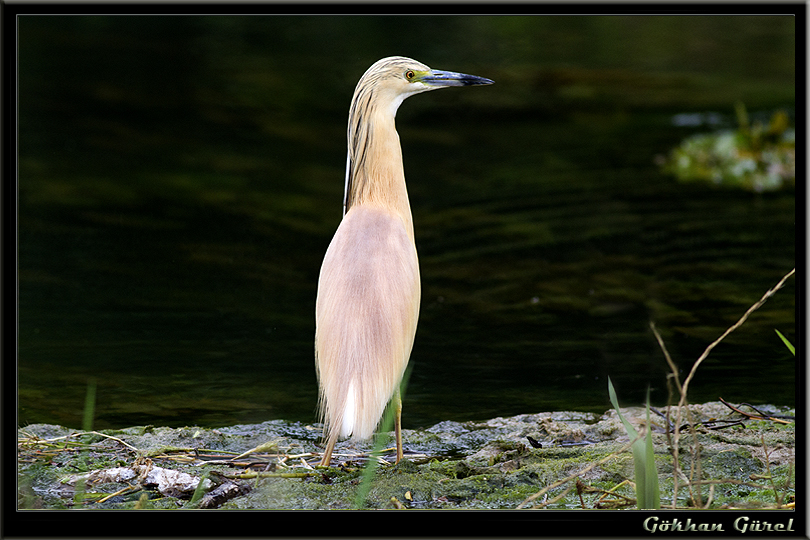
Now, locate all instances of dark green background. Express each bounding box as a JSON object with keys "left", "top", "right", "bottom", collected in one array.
[{"left": 18, "top": 15, "right": 796, "bottom": 430}]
